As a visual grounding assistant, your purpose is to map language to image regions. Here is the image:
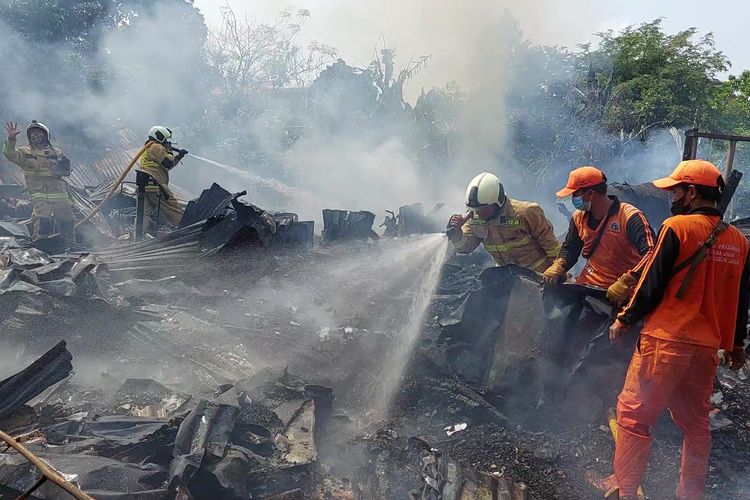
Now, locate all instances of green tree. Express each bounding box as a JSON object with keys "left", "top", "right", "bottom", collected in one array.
[
  {"left": 579, "top": 19, "right": 729, "bottom": 139},
  {"left": 712, "top": 70, "right": 750, "bottom": 135},
  {"left": 0, "top": 0, "right": 131, "bottom": 51}
]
